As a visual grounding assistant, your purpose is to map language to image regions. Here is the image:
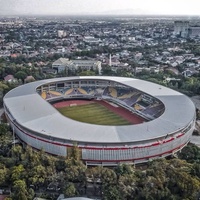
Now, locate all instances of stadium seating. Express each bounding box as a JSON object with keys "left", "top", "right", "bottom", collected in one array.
[
  {"left": 109, "top": 87, "right": 118, "bottom": 98},
  {"left": 49, "top": 91, "right": 62, "bottom": 96},
  {"left": 64, "top": 88, "right": 75, "bottom": 95},
  {"left": 41, "top": 91, "right": 47, "bottom": 99},
  {"left": 122, "top": 92, "right": 142, "bottom": 106},
  {"left": 41, "top": 91, "right": 62, "bottom": 100},
  {"left": 142, "top": 103, "right": 164, "bottom": 117},
  {"left": 39, "top": 83, "right": 164, "bottom": 119},
  {"left": 118, "top": 92, "right": 135, "bottom": 99},
  {"left": 77, "top": 88, "right": 88, "bottom": 95},
  {"left": 117, "top": 88, "right": 133, "bottom": 97},
  {"left": 134, "top": 103, "right": 143, "bottom": 111}
]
